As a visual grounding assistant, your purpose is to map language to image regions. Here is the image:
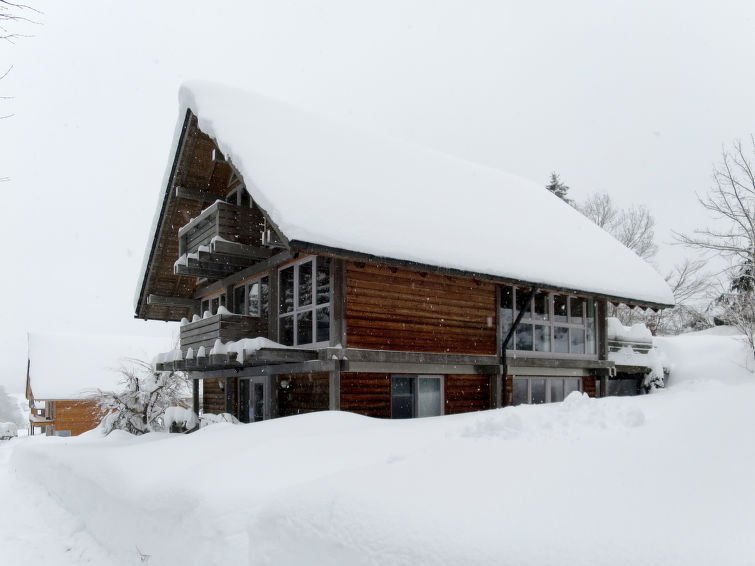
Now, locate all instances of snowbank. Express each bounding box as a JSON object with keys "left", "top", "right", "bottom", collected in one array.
[{"left": 7, "top": 332, "right": 755, "bottom": 565}]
